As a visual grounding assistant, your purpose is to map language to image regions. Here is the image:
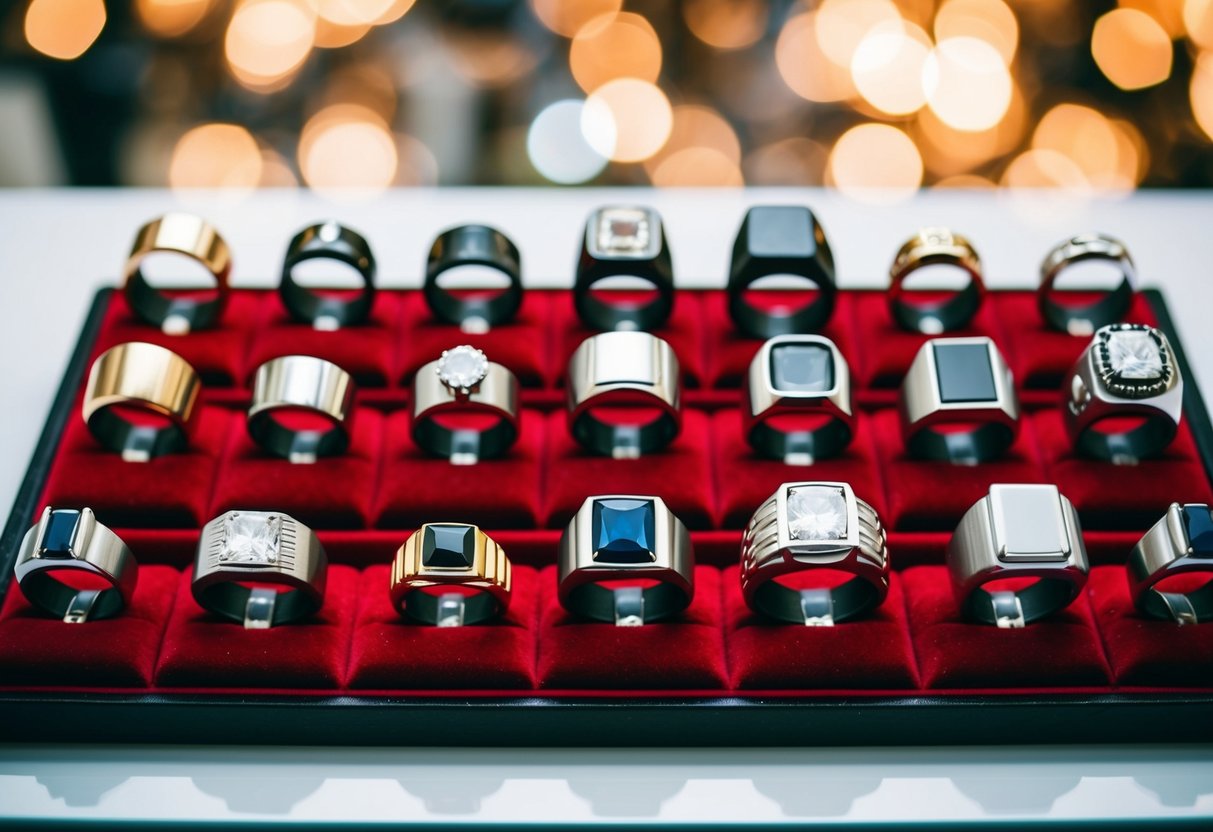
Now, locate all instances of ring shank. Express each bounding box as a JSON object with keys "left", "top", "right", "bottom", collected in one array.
[
  {"left": 194, "top": 577, "right": 322, "bottom": 626},
  {"left": 564, "top": 580, "right": 690, "bottom": 623},
  {"left": 963, "top": 577, "right": 1080, "bottom": 626}
]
